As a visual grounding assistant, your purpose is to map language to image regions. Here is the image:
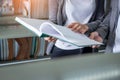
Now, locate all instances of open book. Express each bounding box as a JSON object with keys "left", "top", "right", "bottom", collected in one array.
[{"left": 15, "top": 17, "right": 102, "bottom": 47}]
